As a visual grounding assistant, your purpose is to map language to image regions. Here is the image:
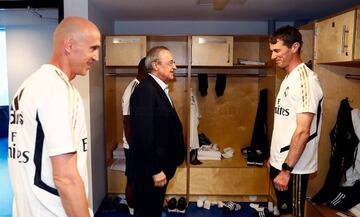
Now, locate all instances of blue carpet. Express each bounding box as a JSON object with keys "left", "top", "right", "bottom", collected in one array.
[
  {"left": 0, "top": 137, "right": 13, "bottom": 217},
  {"left": 95, "top": 197, "right": 267, "bottom": 217}
]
